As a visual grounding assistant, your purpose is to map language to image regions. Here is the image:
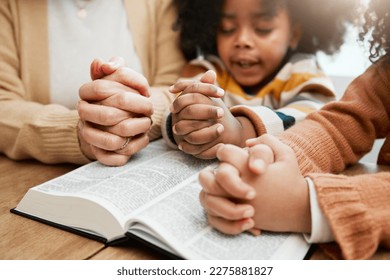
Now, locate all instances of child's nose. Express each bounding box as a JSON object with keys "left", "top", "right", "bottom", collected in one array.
[{"left": 234, "top": 28, "right": 255, "bottom": 49}]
